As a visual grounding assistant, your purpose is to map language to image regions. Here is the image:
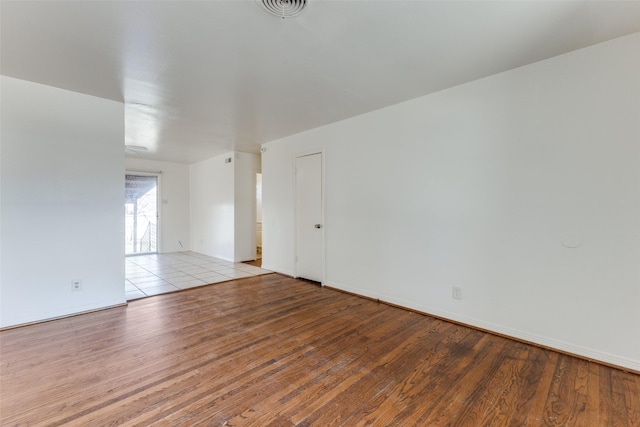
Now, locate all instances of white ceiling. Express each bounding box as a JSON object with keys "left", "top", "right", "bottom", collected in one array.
[{"left": 2, "top": 1, "right": 639, "bottom": 164}]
